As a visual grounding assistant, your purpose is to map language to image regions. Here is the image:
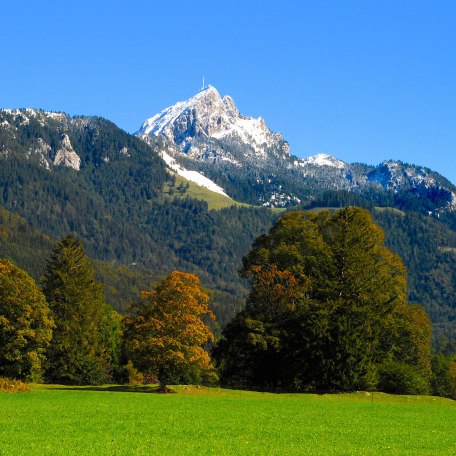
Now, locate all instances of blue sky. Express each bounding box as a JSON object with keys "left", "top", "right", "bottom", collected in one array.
[{"left": 2, "top": 1, "right": 456, "bottom": 183}]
